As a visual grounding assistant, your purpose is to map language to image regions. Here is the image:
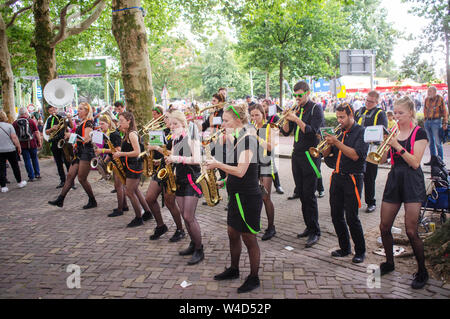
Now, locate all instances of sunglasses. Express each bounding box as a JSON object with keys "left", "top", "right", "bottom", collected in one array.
[{"left": 293, "top": 91, "right": 308, "bottom": 98}]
